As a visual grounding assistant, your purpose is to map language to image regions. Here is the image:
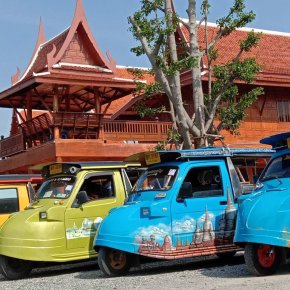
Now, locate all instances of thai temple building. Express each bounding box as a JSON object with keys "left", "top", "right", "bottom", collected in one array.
[
  {"left": 1, "top": 0, "right": 290, "bottom": 173},
  {"left": 0, "top": 0, "right": 159, "bottom": 173}
]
